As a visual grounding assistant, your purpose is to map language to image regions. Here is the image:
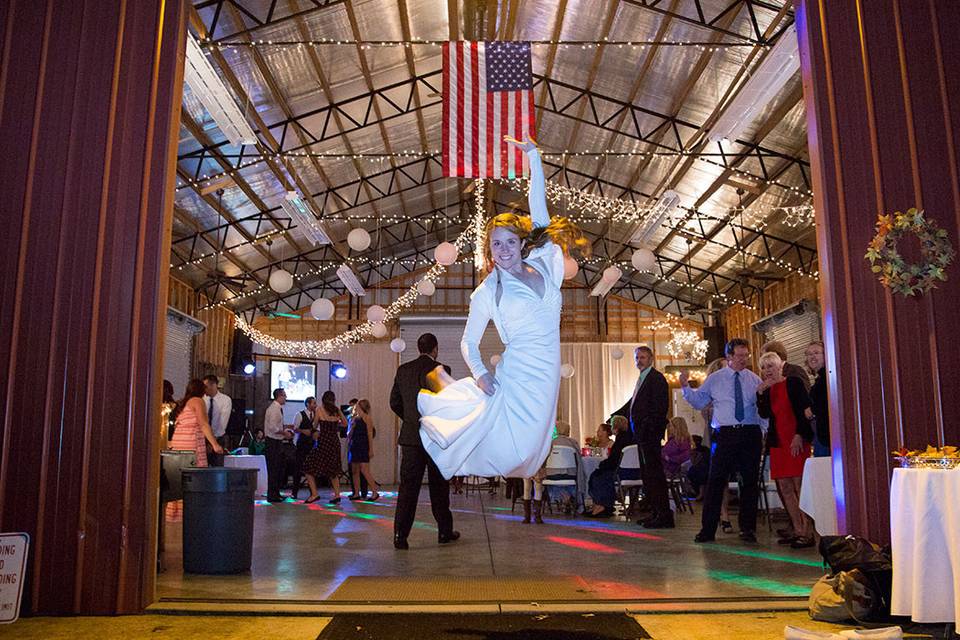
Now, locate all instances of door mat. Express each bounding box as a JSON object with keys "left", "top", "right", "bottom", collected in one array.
[
  {"left": 328, "top": 576, "right": 602, "bottom": 602},
  {"left": 317, "top": 613, "right": 650, "bottom": 639}
]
